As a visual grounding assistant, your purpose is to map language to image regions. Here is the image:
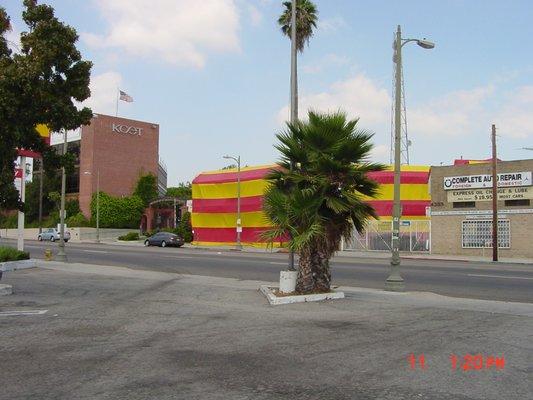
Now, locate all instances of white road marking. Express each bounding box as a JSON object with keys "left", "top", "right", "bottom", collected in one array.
[
  {"left": 467, "top": 274, "right": 533, "bottom": 280},
  {"left": 269, "top": 262, "right": 287, "bottom": 265},
  {"left": 83, "top": 250, "right": 109, "bottom": 254},
  {"left": 0, "top": 310, "right": 48, "bottom": 317}
]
